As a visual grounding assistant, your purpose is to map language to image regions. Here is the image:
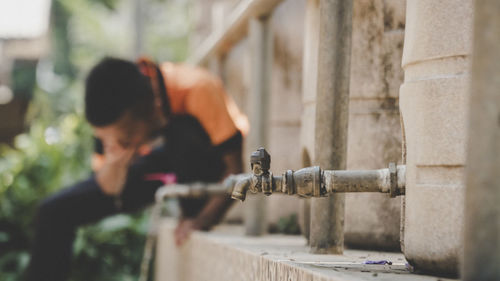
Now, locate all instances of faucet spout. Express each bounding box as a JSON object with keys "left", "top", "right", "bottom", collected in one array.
[{"left": 231, "top": 176, "right": 252, "bottom": 201}]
